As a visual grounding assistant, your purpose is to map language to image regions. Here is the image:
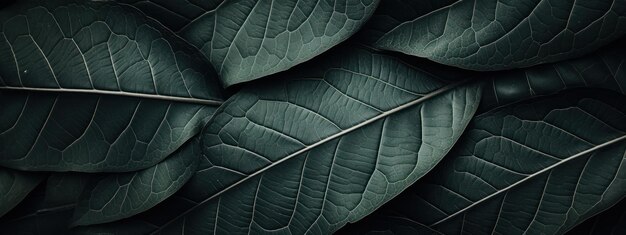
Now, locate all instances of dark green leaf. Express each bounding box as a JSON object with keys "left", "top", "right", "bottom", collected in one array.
[
  {"left": 363, "top": 0, "right": 626, "bottom": 71},
  {"left": 71, "top": 137, "right": 201, "bottom": 226},
  {"left": 0, "top": 91, "right": 214, "bottom": 173},
  {"left": 73, "top": 187, "right": 202, "bottom": 234},
  {"left": 0, "top": 0, "right": 223, "bottom": 172},
  {"left": 0, "top": 0, "right": 222, "bottom": 100},
  {"left": 0, "top": 168, "right": 43, "bottom": 217},
  {"left": 345, "top": 89, "right": 626, "bottom": 234},
  {"left": 119, "top": 0, "right": 381, "bottom": 87},
  {"left": 88, "top": 45, "right": 479, "bottom": 234},
  {"left": 114, "top": 0, "right": 224, "bottom": 32}
]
